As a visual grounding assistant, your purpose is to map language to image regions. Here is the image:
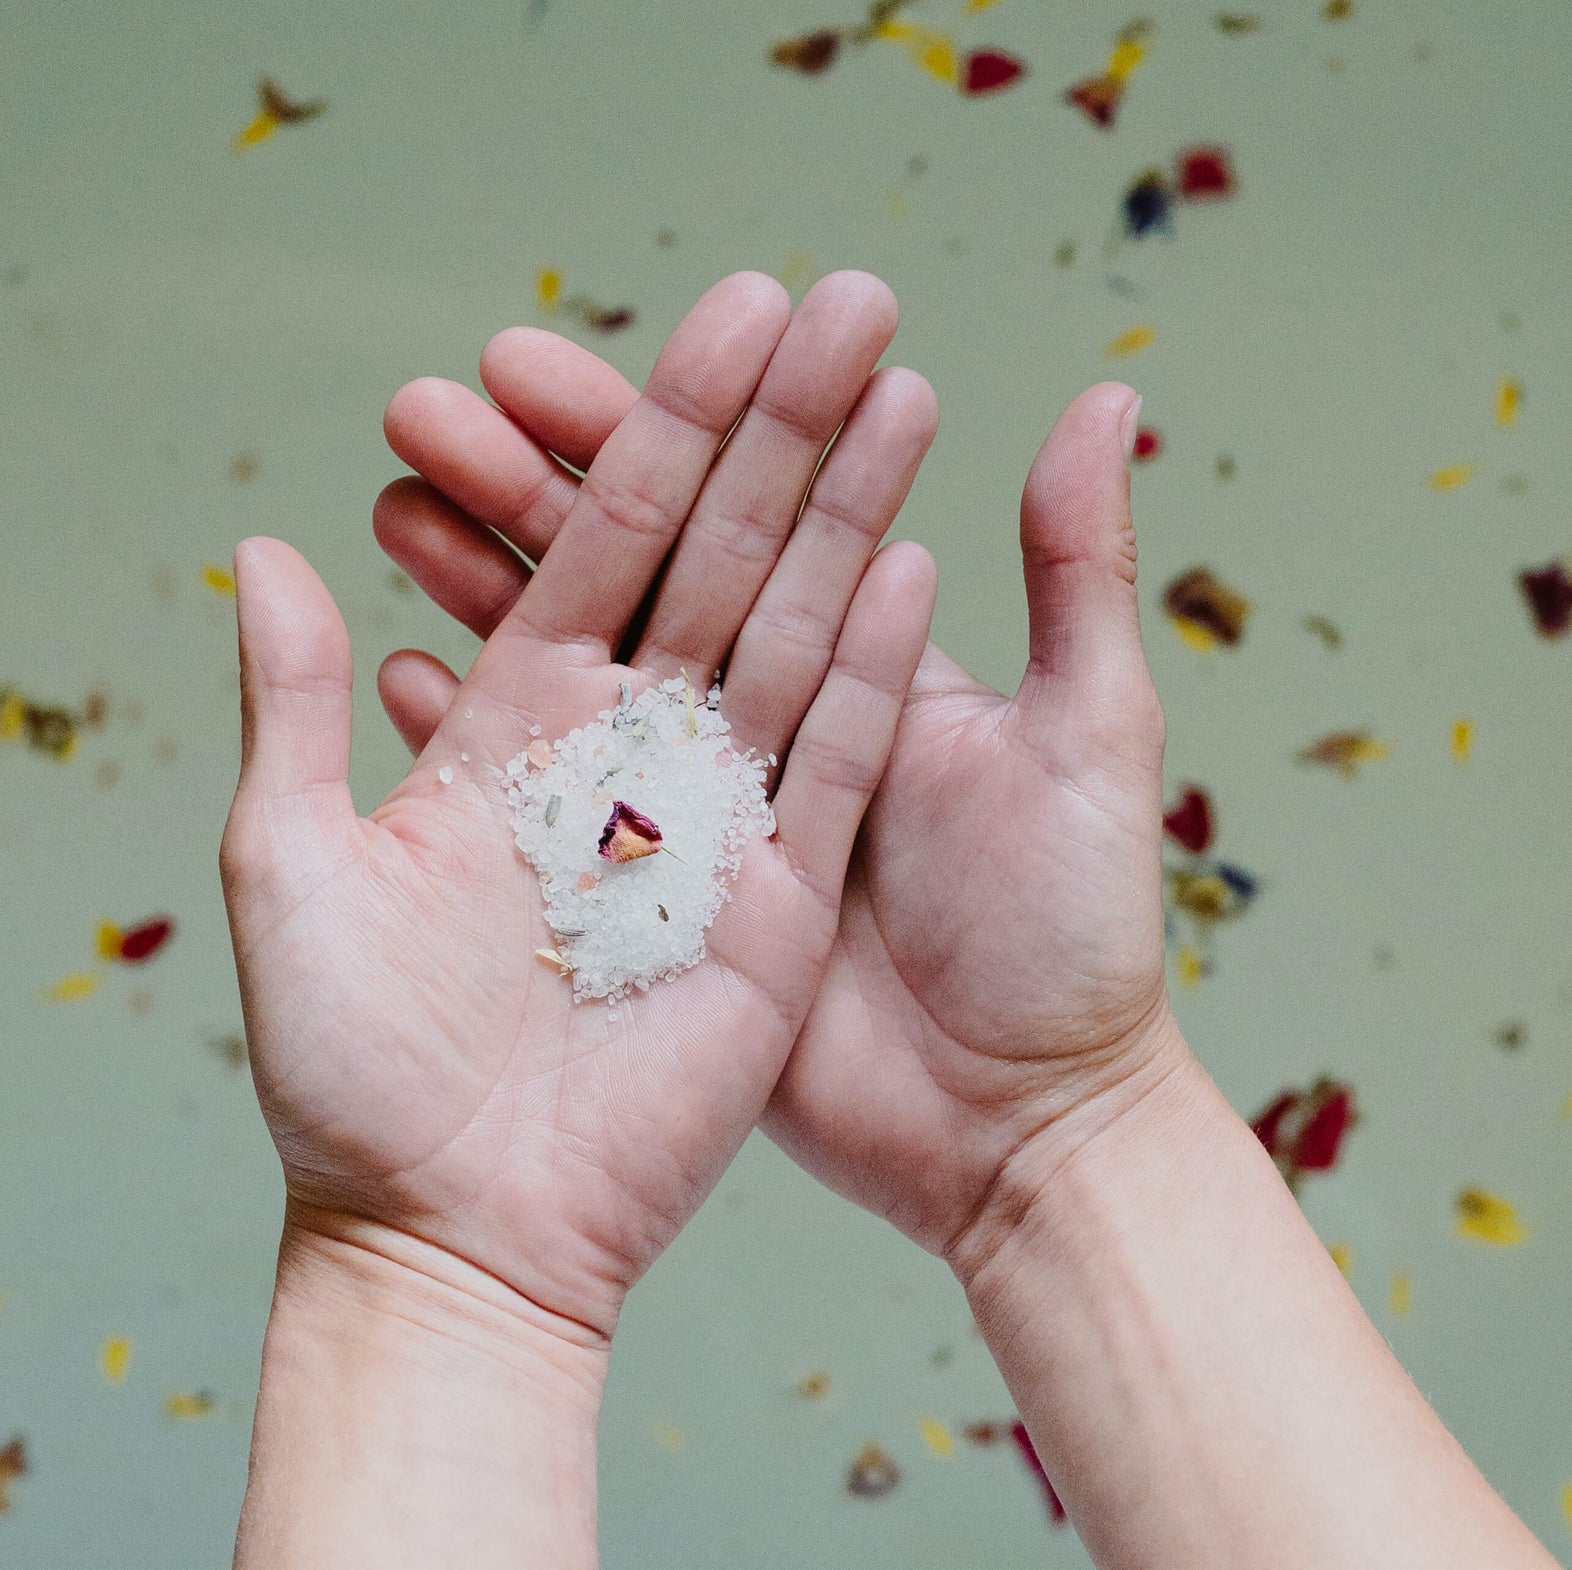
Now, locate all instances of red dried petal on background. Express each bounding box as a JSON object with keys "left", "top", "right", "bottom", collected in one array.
[
  {"left": 1010, "top": 1420, "right": 1068, "bottom": 1525},
  {"left": 1250, "top": 1090, "right": 1302, "bottom": 1158},
  {"left": 598, "top": 801, "right": 663, "bottom": 863},
  {"left": 1065, "top": 74, "right": 1124, "bottom": 127},
  {"left": 1175, "top": 145, "right": 1236, "bottom": 200},
  {"left": 1518, "top": 561, "right": 1572, "bottom": 638},
  {"left": 1291, "top": 1082, "right": 1356, "bottom": 1171},
  {"left": 1163, "top": 786, "right": 1215, "bottom": 854},
  {"left": 963, "top": 48, "right": 1026, "bottom": 95},
  {"left": 118, "top": 916, "right": 175, "bottom": 963},
  {"left": 1131, "top": 426, "right": 1163, "bottom": 462}
]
